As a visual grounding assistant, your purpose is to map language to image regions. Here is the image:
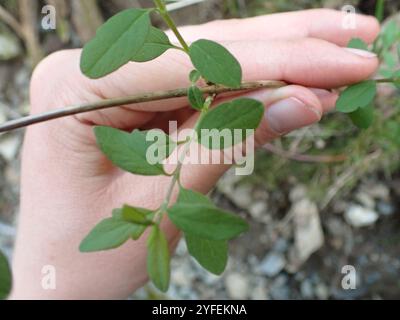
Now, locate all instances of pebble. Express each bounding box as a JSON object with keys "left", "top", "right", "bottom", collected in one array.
[
  {"left": 0, "top": 32, "right": 21, "bottom": 60},
  {"left": 292, "top": 199, "right": 324, "bottom": 263},
  {"left": 355, "top": 192, "right": 375, "bottom": 209},
  {"left": 289, "top": 185, "right": 307, "bottom": 203},
  {"left": 269, "top": 275, "right": 290, "bottom": 300},
  {"left": 377, "top": 201, "right": 395, "bottom": 216},
  {"left": 248, "top": 201, "right": 267, "bottom": 219},
  {"left": 314, "top": 283, "right": 329, "bottom": 300},
  {"left": 230, "top": 184, "right": 253, "bottom": 209},
  {"left": 258, "top": 252, "right": 286, "bottom": 277},
  {"left": 344, "top": 204, "right": 379, "bottom": 228},
  {"left": 225, "top": 273, "right": 249, "bottom": 300},
  {"left": 0, "top": 134, "right": 20, "bottom": 161},
  {"left": 300, "top": 279, "right": 314, "bottom": 299}
]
